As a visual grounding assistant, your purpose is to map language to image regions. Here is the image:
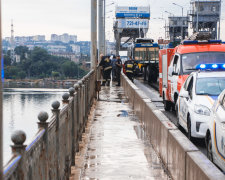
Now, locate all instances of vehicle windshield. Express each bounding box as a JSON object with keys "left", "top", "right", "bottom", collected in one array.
[
  {"left": 196, "top": 77, "right": 225, "bottom": 96},
  {"left": 182, "top": 52, "right": 225, "bottom": 74}
]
